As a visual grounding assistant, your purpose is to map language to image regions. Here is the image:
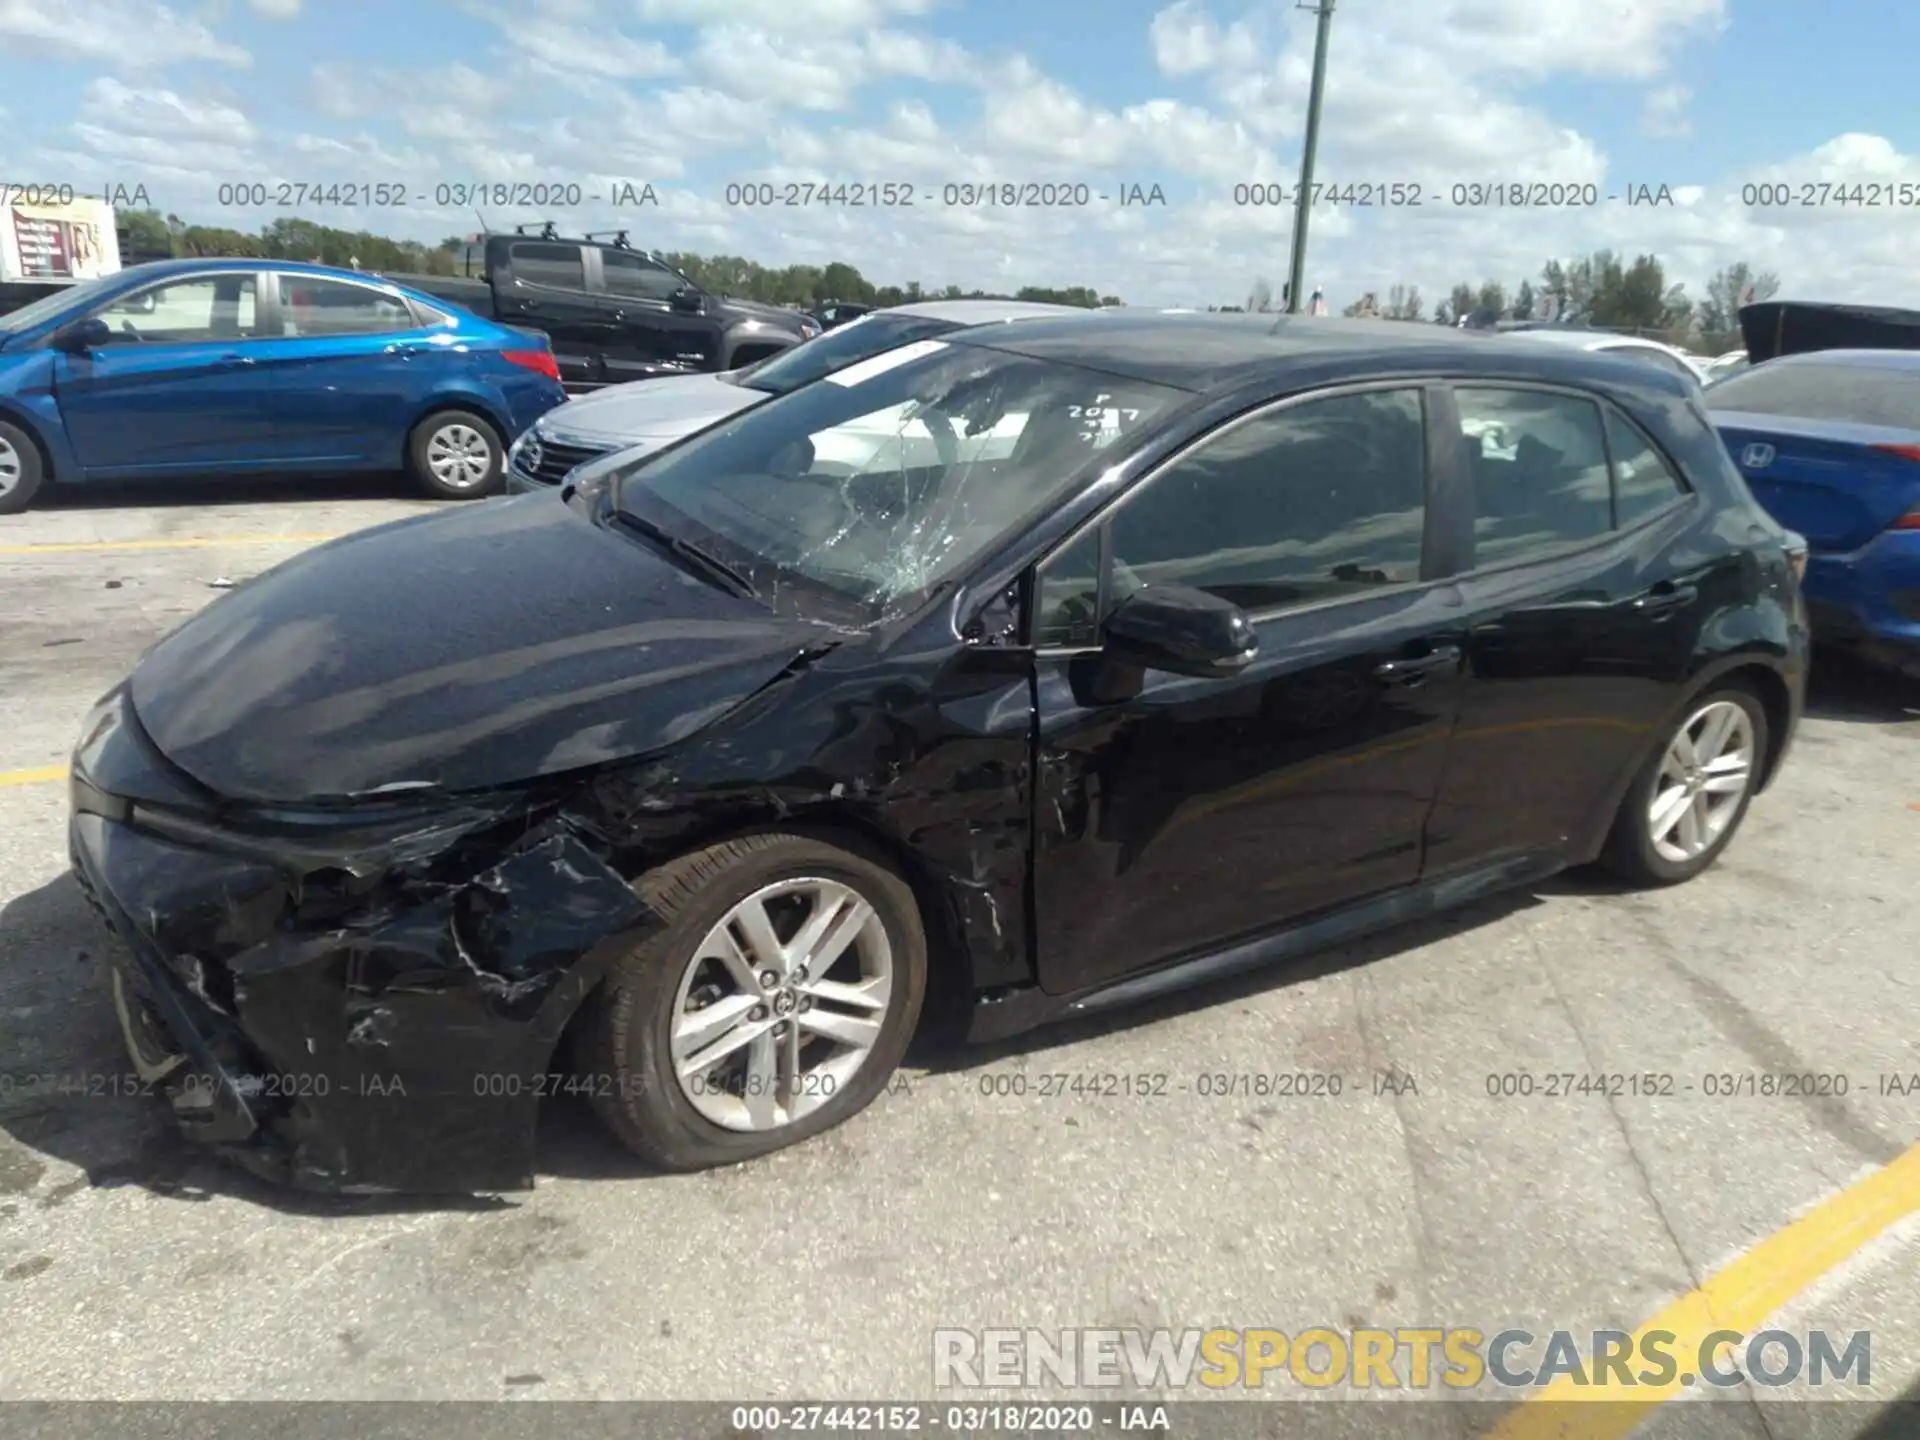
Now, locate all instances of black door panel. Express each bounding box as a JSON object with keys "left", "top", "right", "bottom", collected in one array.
[
  {"left": 1033, "top": 585, "right": 1466, "bottom": 995},
  {"left": 1027, "top": 384, "right": 1462, "bottom": 996},
  {"left": 1423, "top": 386, "right": 1710, "bottom": 870}
]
